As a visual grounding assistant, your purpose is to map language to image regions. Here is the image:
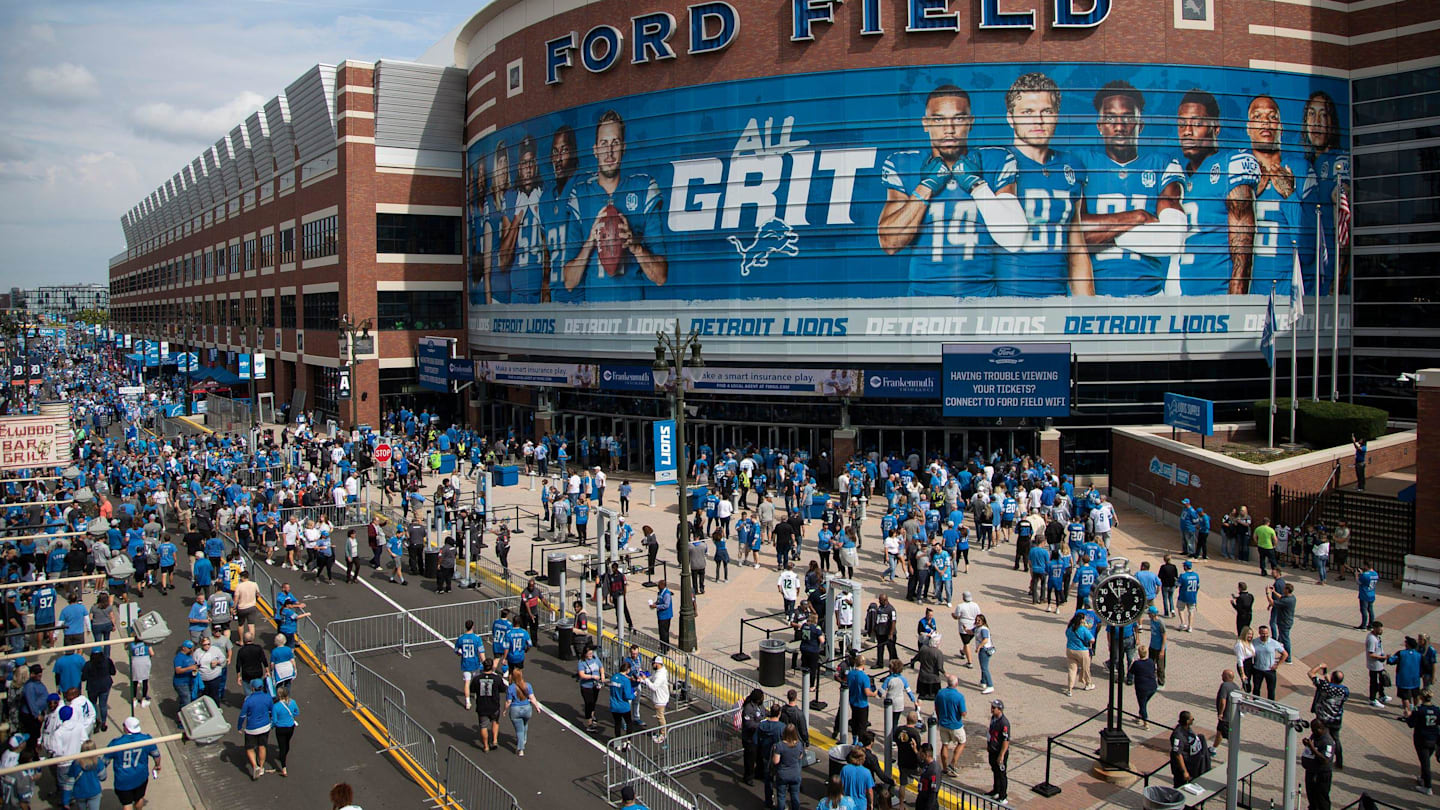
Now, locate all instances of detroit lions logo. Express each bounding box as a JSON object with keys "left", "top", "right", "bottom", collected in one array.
[{"left": 726, "top": 219, "right": 799, "bottom": 277}]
